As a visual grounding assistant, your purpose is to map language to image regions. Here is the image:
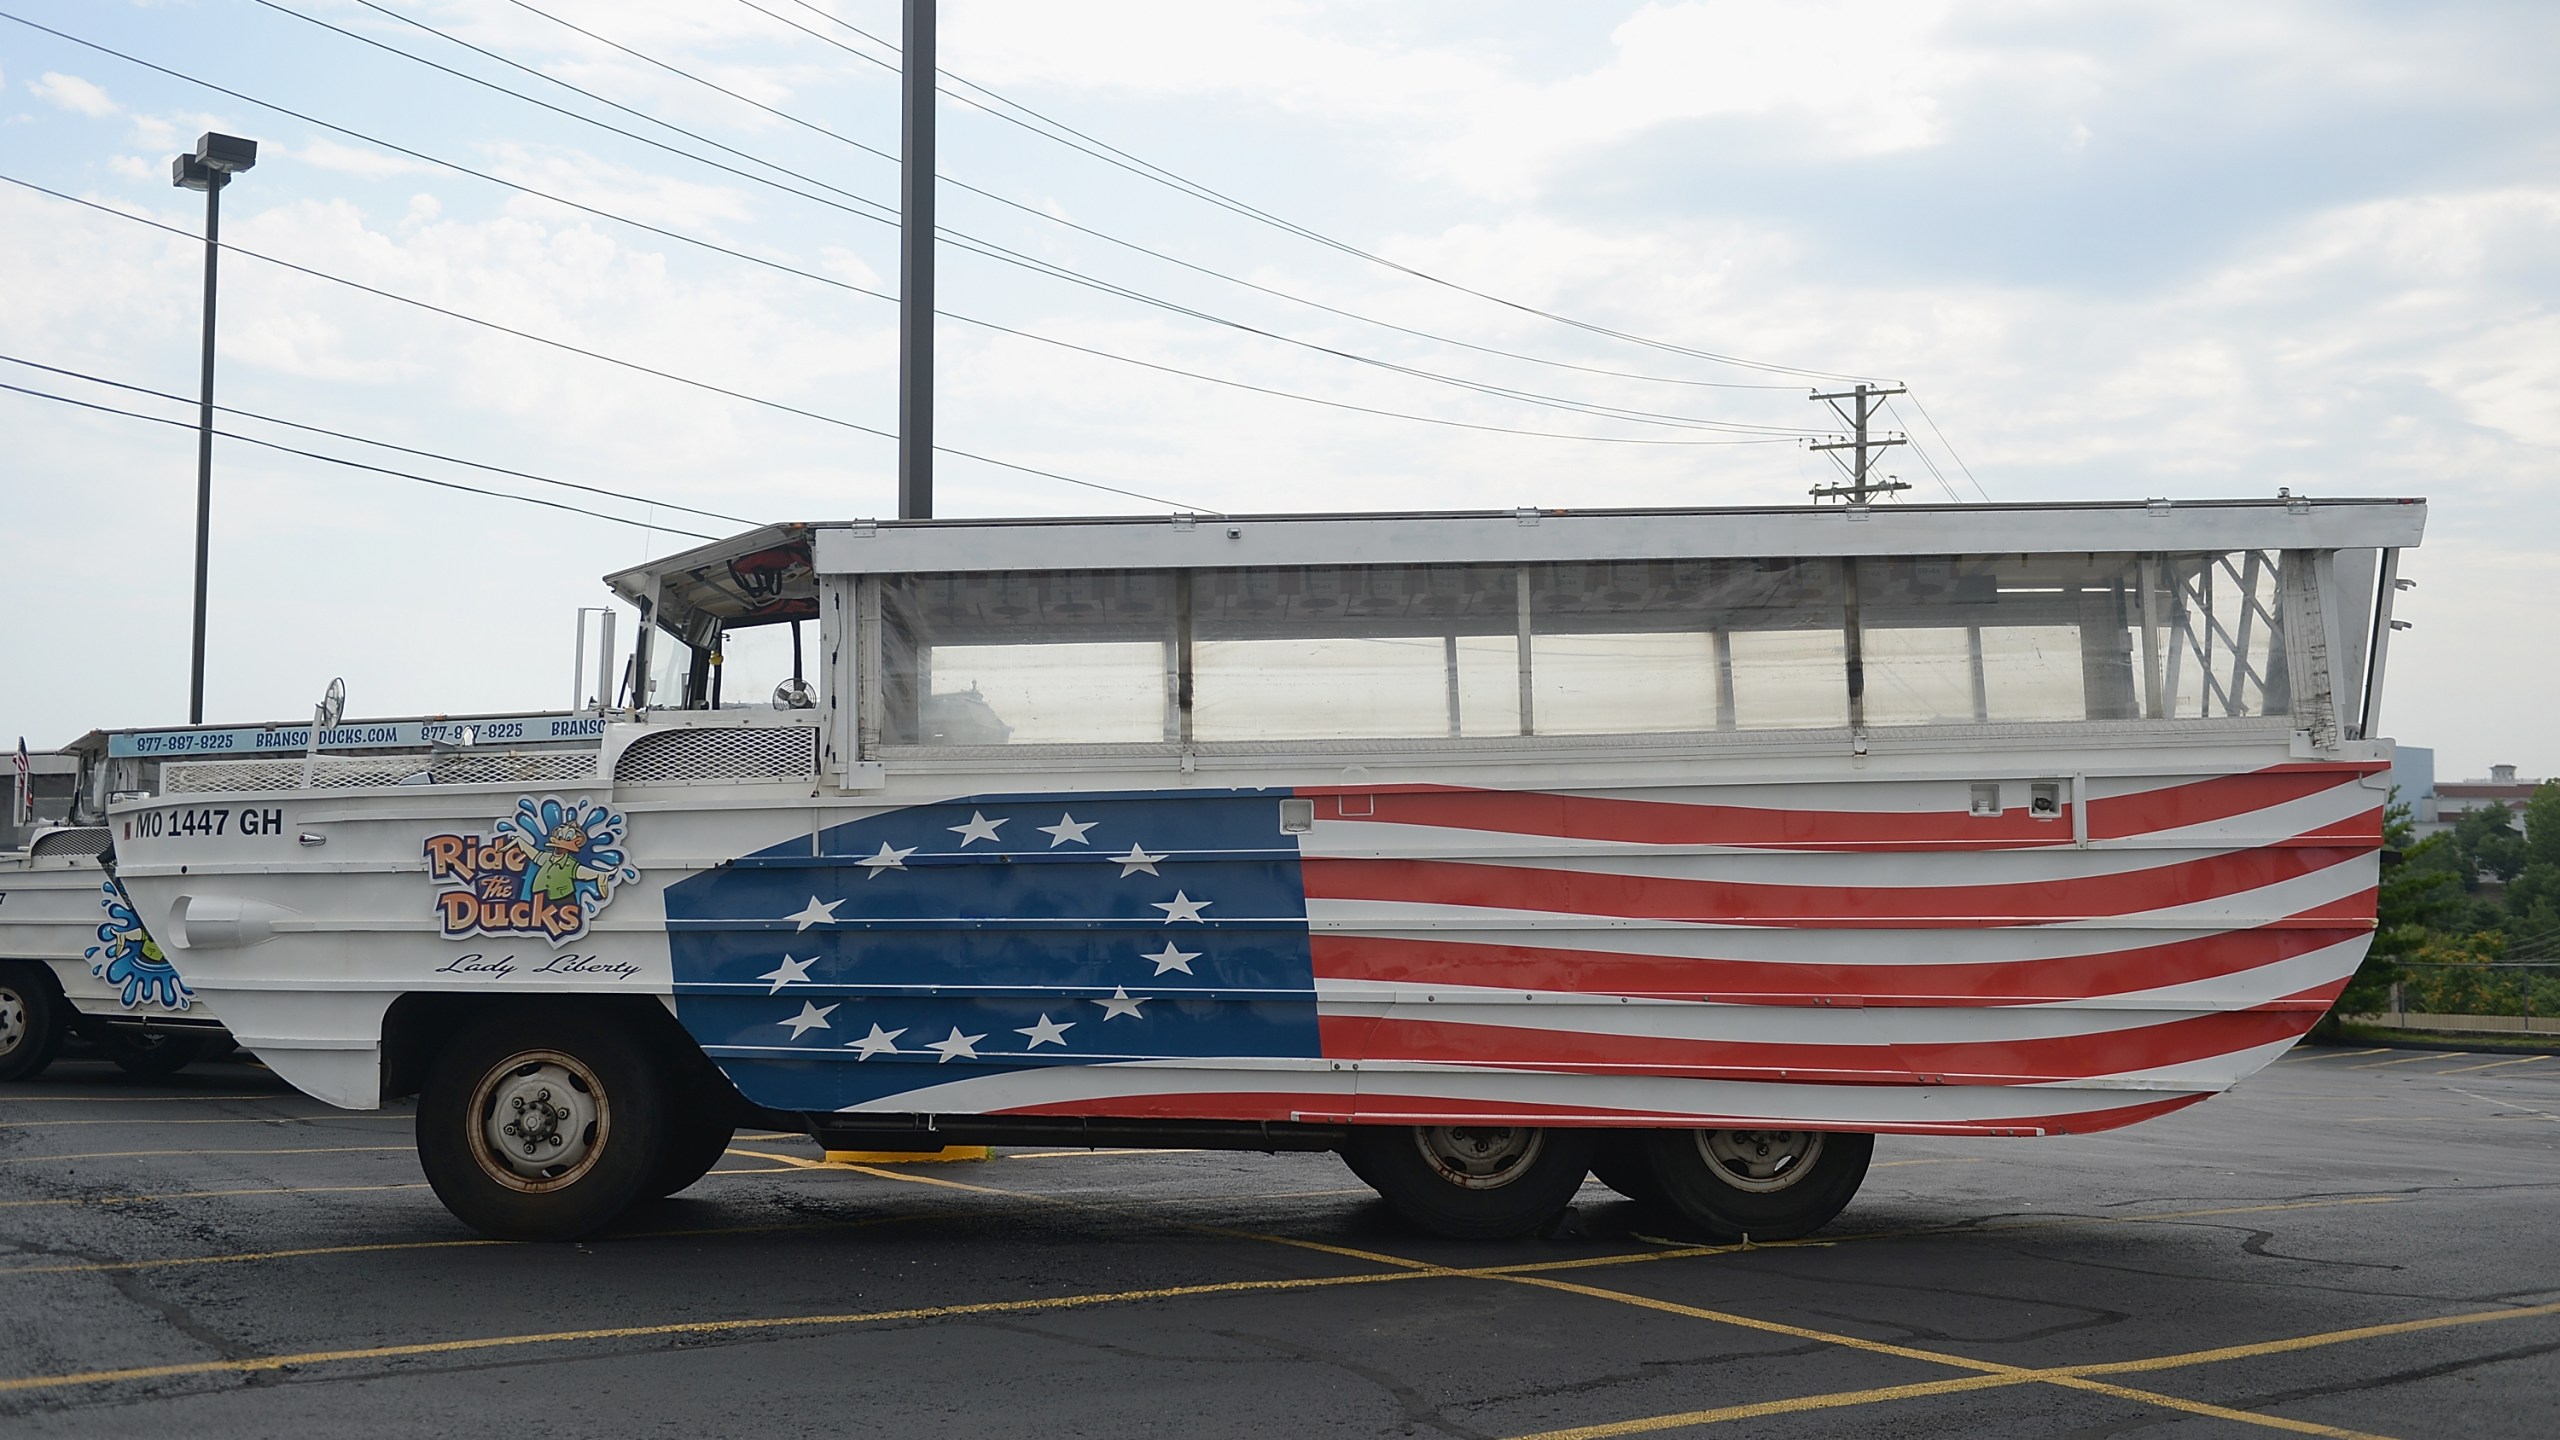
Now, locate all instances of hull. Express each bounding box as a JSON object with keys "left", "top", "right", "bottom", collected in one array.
[
  {"left": 0, "top": 839, "right": 222, "bottom": 1027},
  {"left": 110, "top": 726, "right": 2382, "bottom": 1131}
]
